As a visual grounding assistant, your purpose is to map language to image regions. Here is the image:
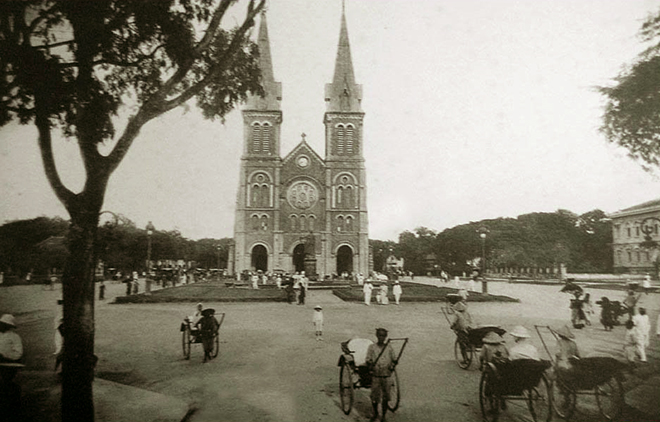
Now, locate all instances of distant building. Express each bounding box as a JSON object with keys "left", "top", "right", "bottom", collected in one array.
[
  {"left": 385, "top": 255, "right": 404, "bottom": 272},
  {"left": 609, "top": 198, "right": 660, "bottom": 276}
]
